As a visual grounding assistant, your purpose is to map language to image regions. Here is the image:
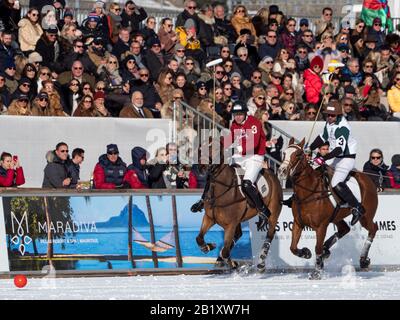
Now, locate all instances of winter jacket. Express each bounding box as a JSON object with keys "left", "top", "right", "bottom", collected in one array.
[
  {"left": 18, "top": 18, "right": 43, "bottom": 52},
  {"left": 158, "top": 28, "right": 177, "bottom": 54},
  {"left": 258, "top": 42, "right": 282, "bottom": 60},
  {"left": 197, "top": 13, "right": 215, "bottom": 49},
  {"left": 35, "top": 34, "right": 61, "bottom": 73},
  {"left": 121, "top": 8, "right": 147, "bottom": 34},
  {"left": 388, "top": 165, "right": 400, "bottom": 189},
  {"left": 66, "top": 160, "right": 80, "bottom": 189},
  {"left": 175, "top": 10, "right": 200, "bottom": 30},
  {"left": 280, "top": 31, "right": 296, "bottom": 57},
  {"left": 0, "top": 167, "right": 25, "bottom": 187},
  {"left": 188, "top": 165, "right": 208, "bottom": 188},
  {"left": 112, "top": 38, "right": 131, "bottom": 62},
  {"left": 230, "top": 15, "right": 256, "bottom": 37},
  {"left": 0, "top": 2, "right": 21, "bottom": 33},
  {"left": 362, "top": 160, "right": 391, "bottom": 189},
  {"left": 125, "top": 147, "right": 149, "bottom": 189},
  {"left": 93, "top": 154, "right": 127, "bottom": 189},
  {"left": 42, "top": 151, "right": 69, "bottom": 188},
  {"left": 214, "top": 17, "right": 237, "bottom": 43},
  {"left": 304, "top": 68, "right": 322, "bottom": 104},
  {"left": 387, "top": 85, "right": 400, "bottom": 113},
  {"left": 175, "top": 27, "right": 201, "bottom": 51}
]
